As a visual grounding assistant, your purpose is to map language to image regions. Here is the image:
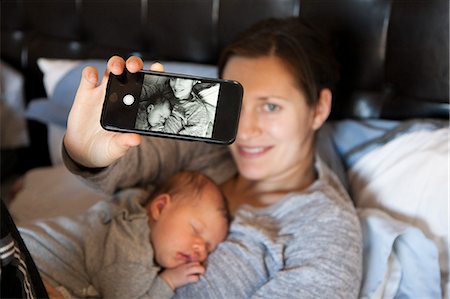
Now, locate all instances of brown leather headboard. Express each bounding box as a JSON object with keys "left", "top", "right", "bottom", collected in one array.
[{"left": 1, "top": 0, "right": 449, "bottom": 119}]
